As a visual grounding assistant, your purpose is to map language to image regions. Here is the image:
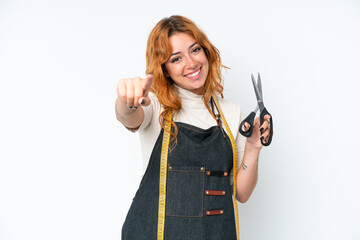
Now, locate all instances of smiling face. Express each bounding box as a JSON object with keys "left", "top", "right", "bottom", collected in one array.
[{"left": 164, "top": 32, "right": 209, "bottom": 95}]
